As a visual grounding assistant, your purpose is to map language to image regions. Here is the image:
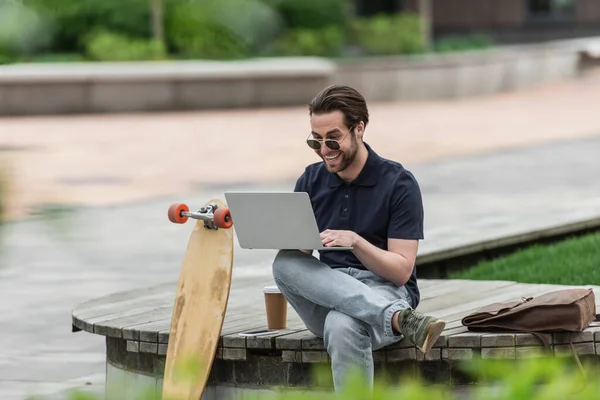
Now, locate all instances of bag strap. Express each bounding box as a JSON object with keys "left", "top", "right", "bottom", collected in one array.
[{"left": 502, "top": 330, "right": 587, "bottom": 394}]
